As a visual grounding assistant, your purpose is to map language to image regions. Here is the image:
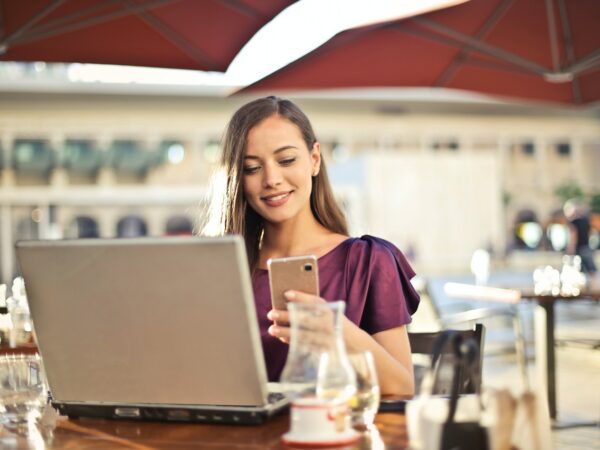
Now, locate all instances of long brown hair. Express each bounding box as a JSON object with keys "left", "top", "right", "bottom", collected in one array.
[{"left": 204, "top": 96, "right": 348, "bottom": 274}]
